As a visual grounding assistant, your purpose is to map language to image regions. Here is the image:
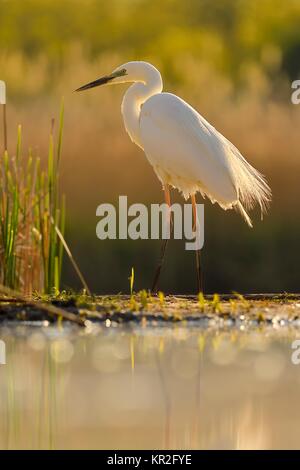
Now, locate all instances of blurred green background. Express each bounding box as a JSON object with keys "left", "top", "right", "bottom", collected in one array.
[{"left": 1, "top": 0, "right": 300, "bottom": 294}]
